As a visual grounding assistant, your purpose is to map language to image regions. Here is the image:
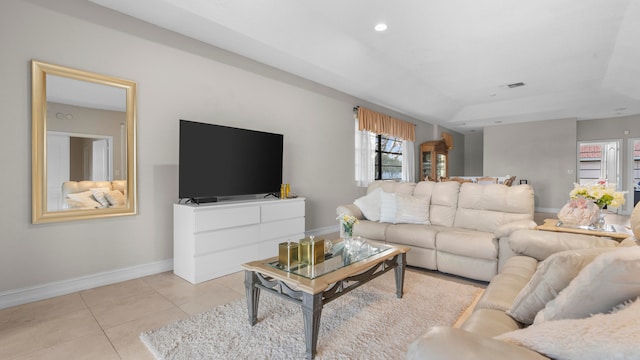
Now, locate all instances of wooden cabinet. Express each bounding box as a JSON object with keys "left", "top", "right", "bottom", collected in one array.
[
  {"left": 420, "top": 134, "right": 453, "bottom": 181},
  {"left": 173, "top": 198, "right": 305, "bottom": 284}
]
